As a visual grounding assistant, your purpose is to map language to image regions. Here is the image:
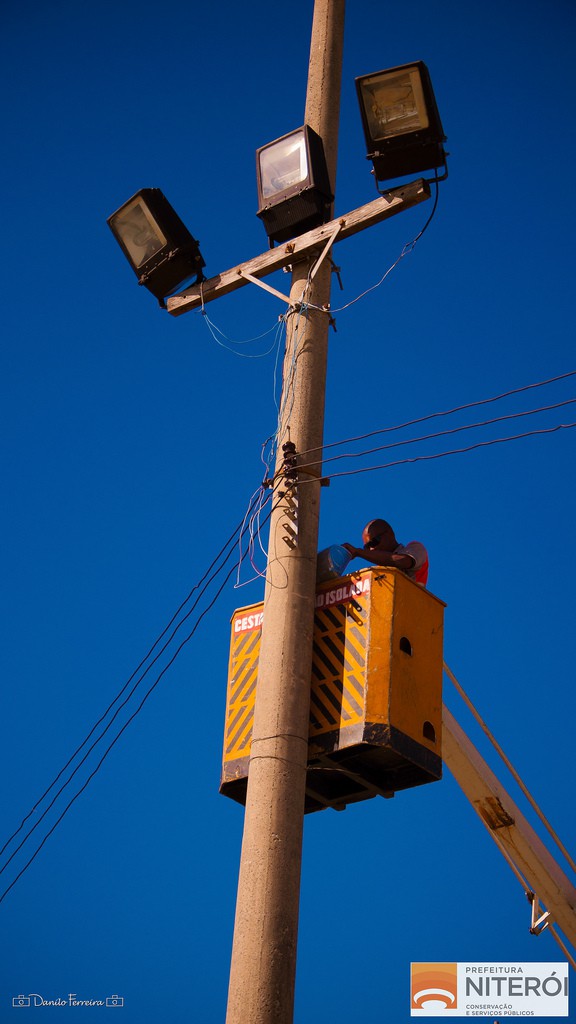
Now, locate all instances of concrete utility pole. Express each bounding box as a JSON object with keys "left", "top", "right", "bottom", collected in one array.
[{"left": 224, "top": 2, "right": 345, "bottom": 1022}]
